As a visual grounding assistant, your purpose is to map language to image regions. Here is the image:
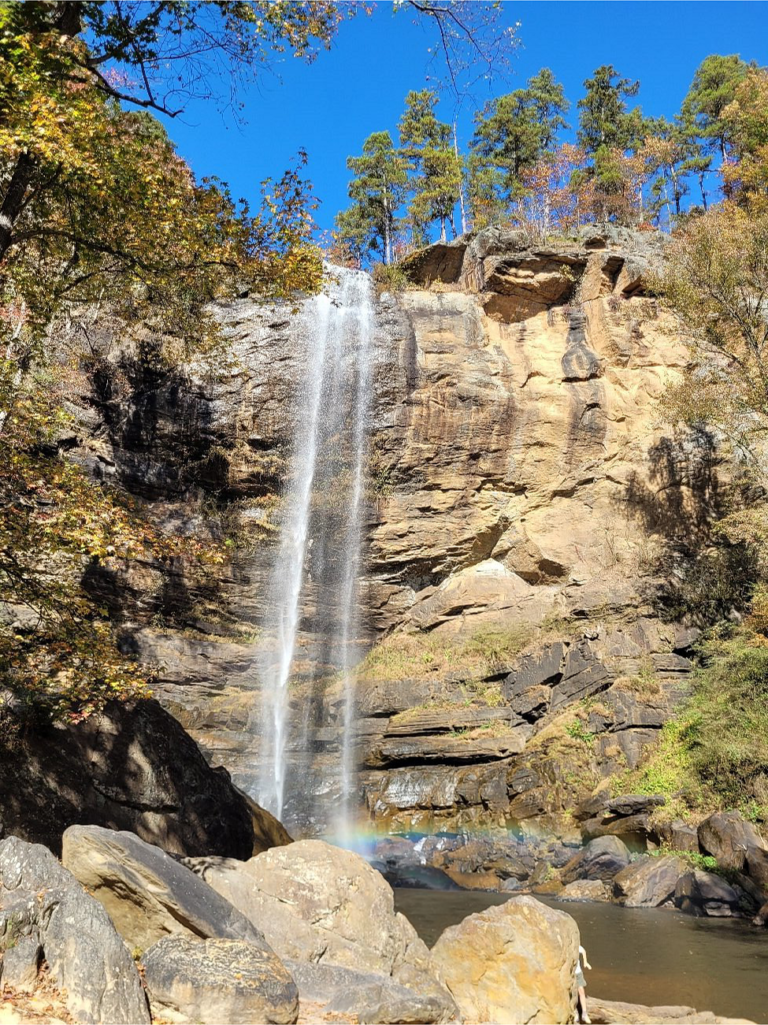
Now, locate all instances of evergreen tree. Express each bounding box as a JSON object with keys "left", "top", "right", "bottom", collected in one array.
[
  {"left": 398, "top": 90, "right": 461, "bottom": 242},
  {"left": 680, "top": 54, "right": 751, "bottom": 163},
  {"left": 577, "top": 65, "right": 643, "bottom": 153},
  {"left": 469, "top": 68, "right": 569, "bottom": 219},
  {"left": 345, "top": 132, "right": 408, "bottom": 265},
  {"left": 576, "top": 65, "right": 647, "bottom": 221}
]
